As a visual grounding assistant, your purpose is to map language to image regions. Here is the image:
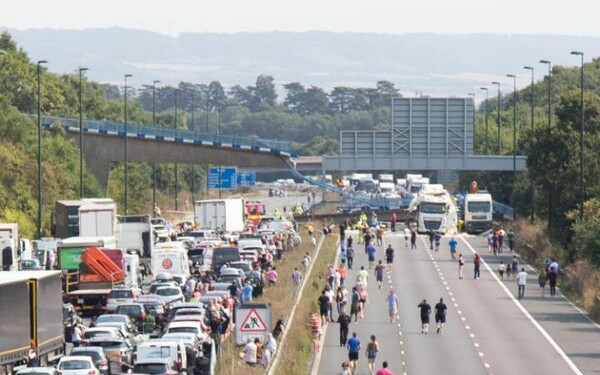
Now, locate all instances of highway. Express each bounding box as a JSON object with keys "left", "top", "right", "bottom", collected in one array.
[{"left": 315, "top": 231, "right": 600, "bottom": 375}]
